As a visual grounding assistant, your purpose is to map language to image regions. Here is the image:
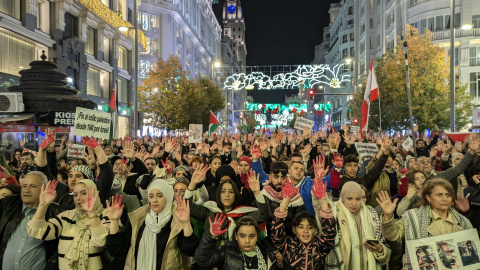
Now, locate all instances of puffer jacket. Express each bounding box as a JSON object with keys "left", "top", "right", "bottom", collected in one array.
[{"left": 194, "top": 231, "right": 278, "bottom": 270}]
